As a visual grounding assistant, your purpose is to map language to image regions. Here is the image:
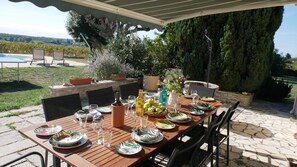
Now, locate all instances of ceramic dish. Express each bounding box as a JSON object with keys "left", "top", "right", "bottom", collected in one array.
[
  {"left": 115, "top": 141, "right": 142, "bottom": 155},
  {"left": 166, "top": 112, "right": 192, "bottom": 123},
  {"left": 192, "top": 102, "right": 213, "bottom": 111},
  {"left": 189, "top": 108, "right": 205, "bottom": 116},
  {"left": 49, "top": 133, "right": 88, "bottom": 149},
  {"left": 131, "top": 127, "right": 164, "bottom": 144},
  {"left": 154, "top": 120, "right": 176, "bottom": 130},
  {"left": 50, "top": 131, "right": 84, "bottom": 147},
  {"left": 34, "top": 125, "right": 62, "bottom": 136},
  {"left": 74, "top": 109, "right": 102, "bottom": 120},
  {"left": 98, "top": 106, "right": 112, "bottom": 114},
  {"left": 183, "top": 94, "right": 192, "bottom": 99},
  {"left": 200, "top": 97, "right": 215, "bottom": 102}
]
